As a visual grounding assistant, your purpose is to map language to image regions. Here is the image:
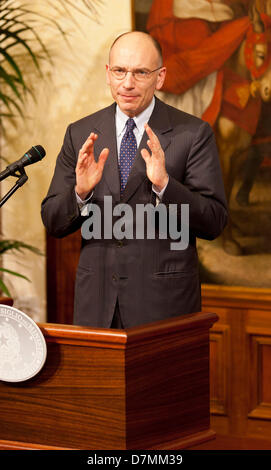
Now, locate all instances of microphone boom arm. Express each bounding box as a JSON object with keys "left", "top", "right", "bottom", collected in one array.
[{"left": 0, "top": 166, "right": 28, "bottom": 208}]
